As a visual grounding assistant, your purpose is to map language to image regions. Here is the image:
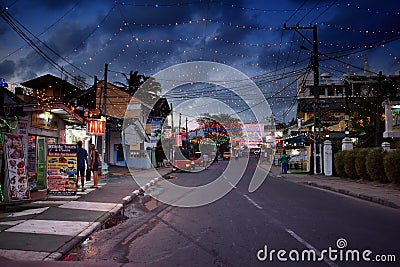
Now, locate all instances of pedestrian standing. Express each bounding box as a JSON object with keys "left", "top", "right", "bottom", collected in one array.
[
  {"left": 202, "top": 153, "right": 209, "bottom": 167},
  {"left": 76, "top": 141, "right": 88, "bottom": 191},
  {"left": 89, "top": 144, "right": 101, "bottom": 188},
  {"left": 280, "top": 150, "right": 290, "bottom": 174}
]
